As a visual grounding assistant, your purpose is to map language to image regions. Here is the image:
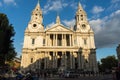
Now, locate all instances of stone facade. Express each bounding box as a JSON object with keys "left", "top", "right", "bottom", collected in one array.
[
  {"left": 117, "top": 44, "right": 120, "bottom": 62},
  {"left": 21, "top": 1, "right": 98, "bottom": 72}
]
